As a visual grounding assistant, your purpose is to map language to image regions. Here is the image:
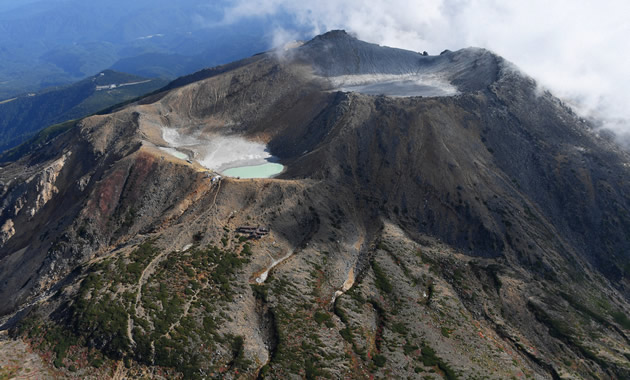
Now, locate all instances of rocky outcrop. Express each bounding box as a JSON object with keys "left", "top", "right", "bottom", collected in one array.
[
  {"left": 26, "top": 152, "right": 69, "bottom": 217},
  {"left": 0, "top": 152, "right": 69, "bottom": 250},
  {"left": 0, "top": 219, "right": 14, "bottom": 245}
]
